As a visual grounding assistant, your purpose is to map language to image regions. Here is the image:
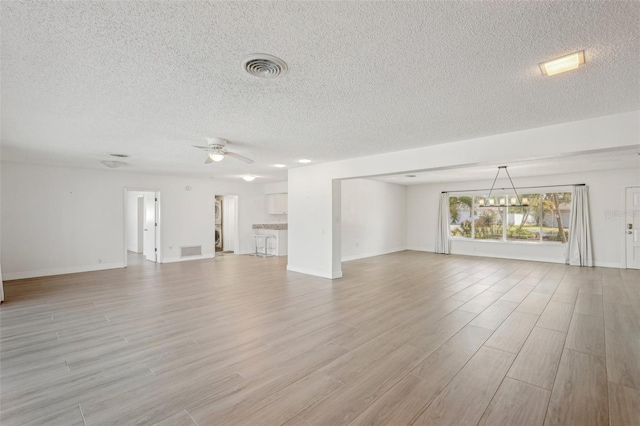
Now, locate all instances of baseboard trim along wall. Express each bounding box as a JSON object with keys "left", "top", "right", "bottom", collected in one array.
[
  {"left": 287, "top": 264, "right": 342, "bottom": 279},
  {"left": 2, "top": 262, "right": 126, "bottom": 281},
  {"left": 341, "top": 246, "right": 408, "bottom": 262},
  {"left": 162, "top": 254, "right": 215, "bottom": 264}
]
